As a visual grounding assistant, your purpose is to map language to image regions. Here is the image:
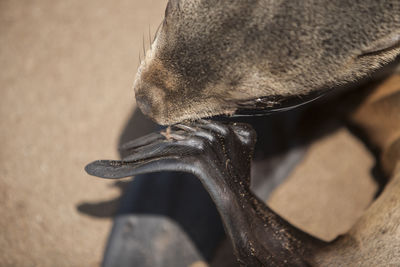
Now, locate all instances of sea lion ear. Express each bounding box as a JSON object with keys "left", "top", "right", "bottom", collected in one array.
[{"left": 360, "top": 32, "right": 400, "bottom": 56}]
